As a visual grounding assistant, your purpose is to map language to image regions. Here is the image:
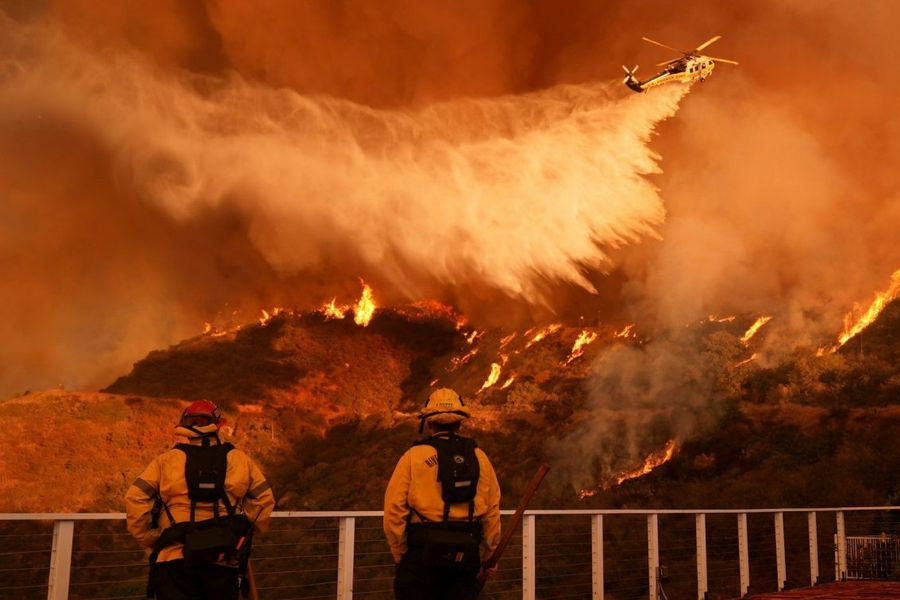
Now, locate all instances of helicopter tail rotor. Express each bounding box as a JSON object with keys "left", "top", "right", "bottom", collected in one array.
[{"left": 622, "top": 64, "right": 639, "bottom": 83}]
